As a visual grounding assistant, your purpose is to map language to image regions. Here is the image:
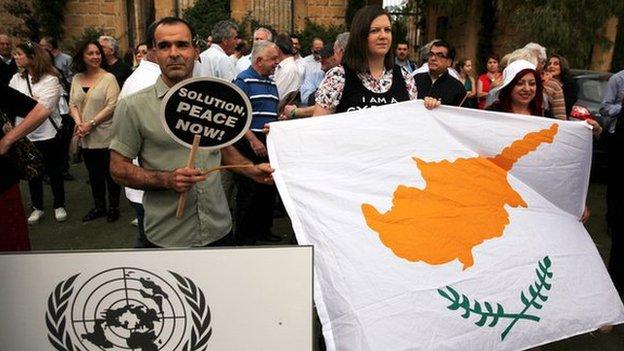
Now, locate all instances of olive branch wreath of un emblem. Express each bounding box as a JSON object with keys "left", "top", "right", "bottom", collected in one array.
[
  {"left": 438, "top": 256, "right": 553, "bottom": 341},
  {"left": 45, "top": 270, "right": 212, "bottom": 351}
]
